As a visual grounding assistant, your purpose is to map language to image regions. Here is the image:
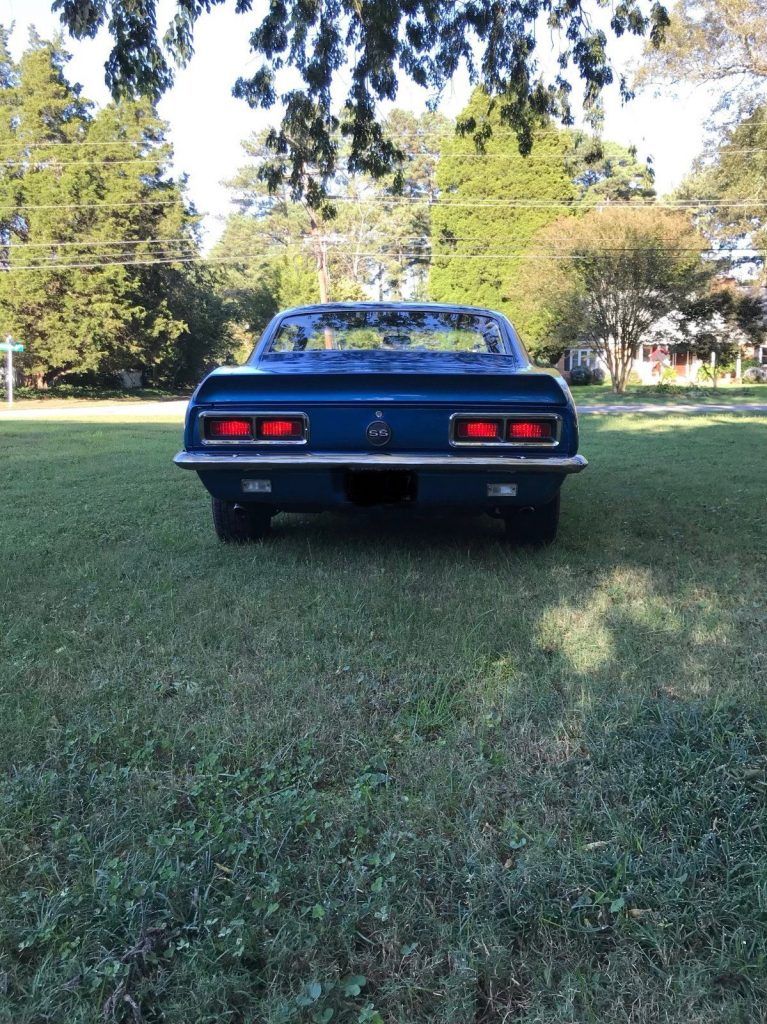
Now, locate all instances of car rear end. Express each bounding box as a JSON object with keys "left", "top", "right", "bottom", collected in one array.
[{"left": 174, "top": 304, "right": 587, "bottom": 543}]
